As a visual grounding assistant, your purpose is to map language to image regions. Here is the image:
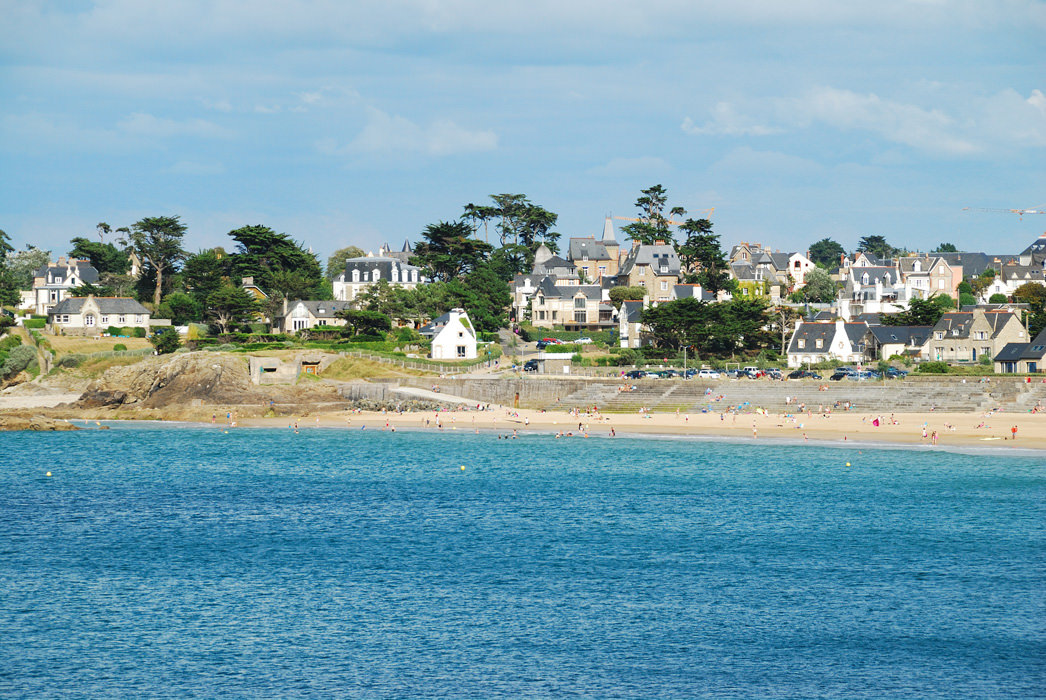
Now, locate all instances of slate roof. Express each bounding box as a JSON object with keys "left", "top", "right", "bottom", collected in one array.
[
  {"left": 932, "top": 312, "right": 975, "bottom": 338},
  {"left": 48, "top": 297, "right": 150, "bottom": 315},
  {"left": 341, "top": 255, "right": 421, "bottom": 278},
  {"left": 619, "top": 244, "right": 680, "bottom": 276},
  {"left": 854, "top": 313, "right": 883, "bottom": 325},
  {"left": 997, "top": 265, "right": 1046, "bottom": 282},
  {"left": 897, "top": 256, "right": 944, "bottom": 274},
  {"left": 983, "top": 311, "right": 1019, "bottom": 334},
  {"left": 34, "top": 260, "right": 99, "bottom": 285},
  {"left": 418, "top": 311, "right": 452, "bottom": 337},
  {"left": 533, "top": 254, "right": 577, "bottom": 277},
  {"left": 869, "top": 325, "right": 932, "bottom": 347},
  {"left": 620, "top": 300, "right": 644, "bottom": 324},
  {"left": 672, "top": 284, "right": 715, "bottom": 301},
  {"left": 1019, "top": 234, "right": 1046, "bottom": 262},
  {"left": 934, "top": 252, "right": 1008, "bottom": 278},
  {"left": 847, "top": 266, "right": 897, "bottom": 285},
  {"left": 787, "top": 322, "right": 837, "bottom": 354},
  {"left": 568, "top": 237, "right": 612, "bottom": 261},
  {"left": 287, "top": 300, "right": 354, "bottom": 319}
]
